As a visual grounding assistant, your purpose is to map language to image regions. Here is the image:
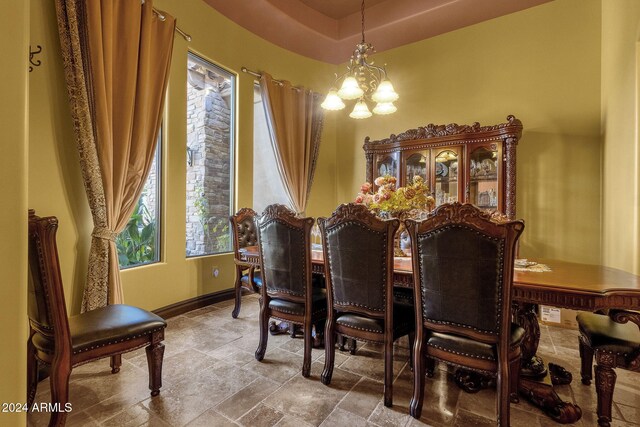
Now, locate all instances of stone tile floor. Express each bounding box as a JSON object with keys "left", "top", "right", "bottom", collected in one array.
[{"left": 28, "top": 294, "right": 640, "bottom": 426}]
